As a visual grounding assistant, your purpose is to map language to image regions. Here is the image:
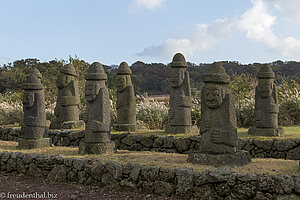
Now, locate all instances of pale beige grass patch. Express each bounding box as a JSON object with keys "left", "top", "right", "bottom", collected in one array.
[{"left": 0, "top": 140, "right": 298, "bottom": 176}]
